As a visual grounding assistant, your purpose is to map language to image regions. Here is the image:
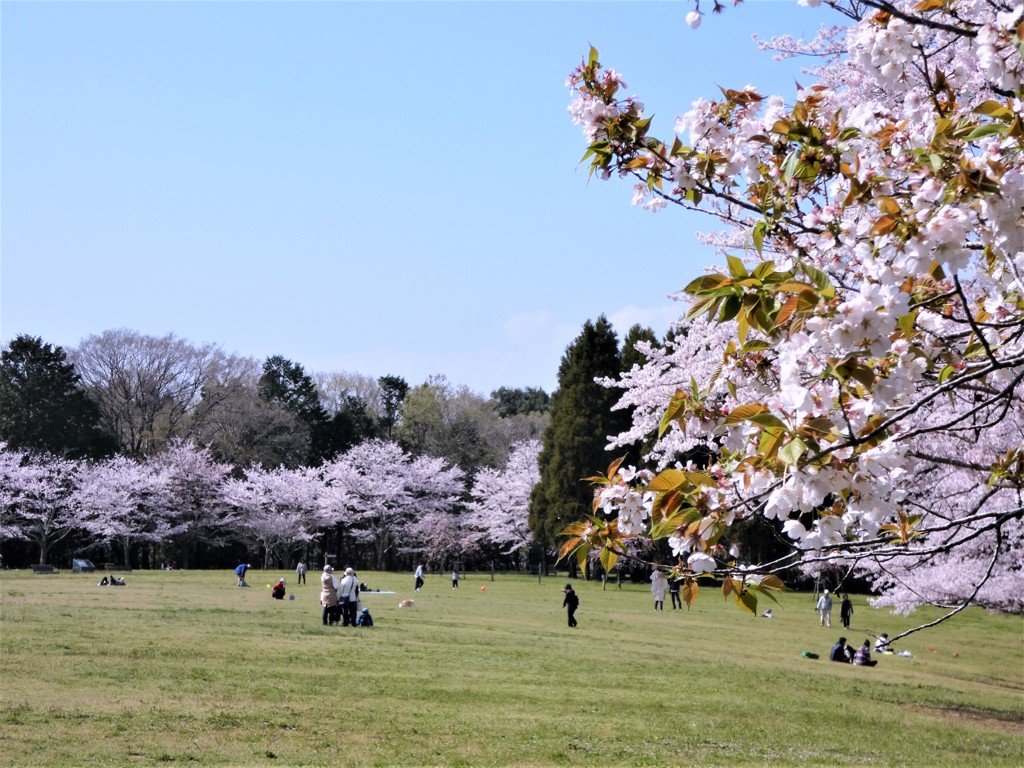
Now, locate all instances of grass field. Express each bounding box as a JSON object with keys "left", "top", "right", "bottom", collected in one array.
[{"left": 1, "top": 568, "right": 1021, "bottom": 767}]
